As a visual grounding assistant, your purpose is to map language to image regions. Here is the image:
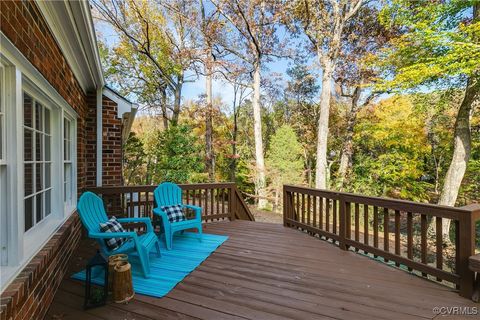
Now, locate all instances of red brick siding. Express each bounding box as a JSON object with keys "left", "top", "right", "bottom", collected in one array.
[
  {"left": 102, "top": 96, "right": 123, "bottom": 187},
  {"left": 0, "top": 215, "right": 82, "bottom": 320},
  {"left": 0, "top": 1, "right": 99, "bottom": 319},
  {"left": 0, "top": 0, "right": 97, "bottom": 191}
]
